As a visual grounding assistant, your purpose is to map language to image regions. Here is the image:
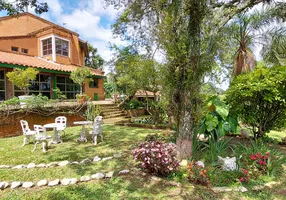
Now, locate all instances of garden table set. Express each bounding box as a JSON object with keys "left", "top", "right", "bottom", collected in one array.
[{"left": 20, "top": 116, "right": 103, "bottom": 152}]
